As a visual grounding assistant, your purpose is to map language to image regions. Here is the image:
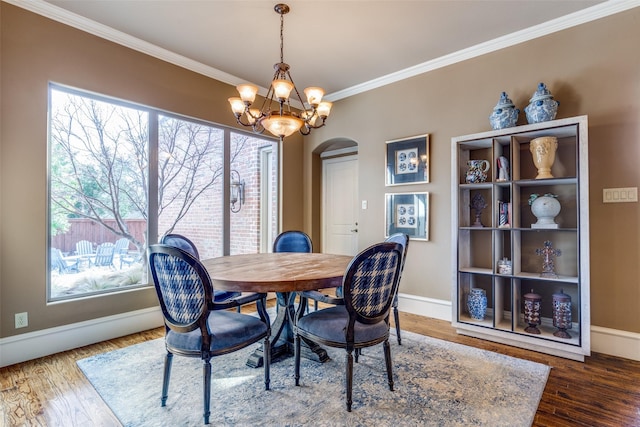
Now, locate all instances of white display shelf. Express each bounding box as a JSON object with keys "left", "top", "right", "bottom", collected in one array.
[{"left": 451, "top": 116, "right": 590, "bottom": 361}]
